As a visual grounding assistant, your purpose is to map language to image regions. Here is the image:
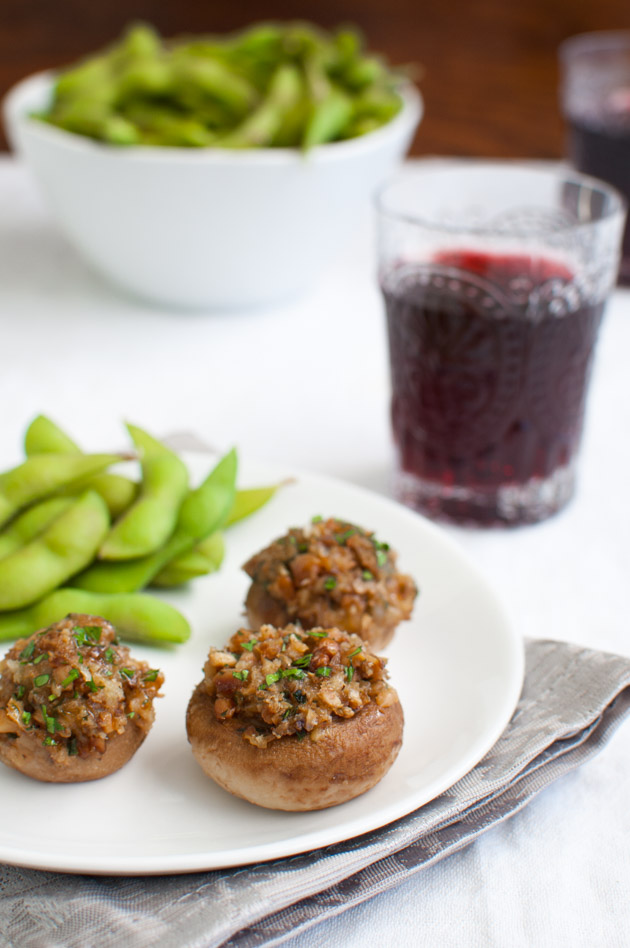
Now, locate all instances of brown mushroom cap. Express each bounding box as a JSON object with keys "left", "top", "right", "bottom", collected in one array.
[
  {"left": 0, "top": 720, "right": 147, "bottom": 783},
  {"left": 186, "top": 682, "right": 404, "bottom": 811}
]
